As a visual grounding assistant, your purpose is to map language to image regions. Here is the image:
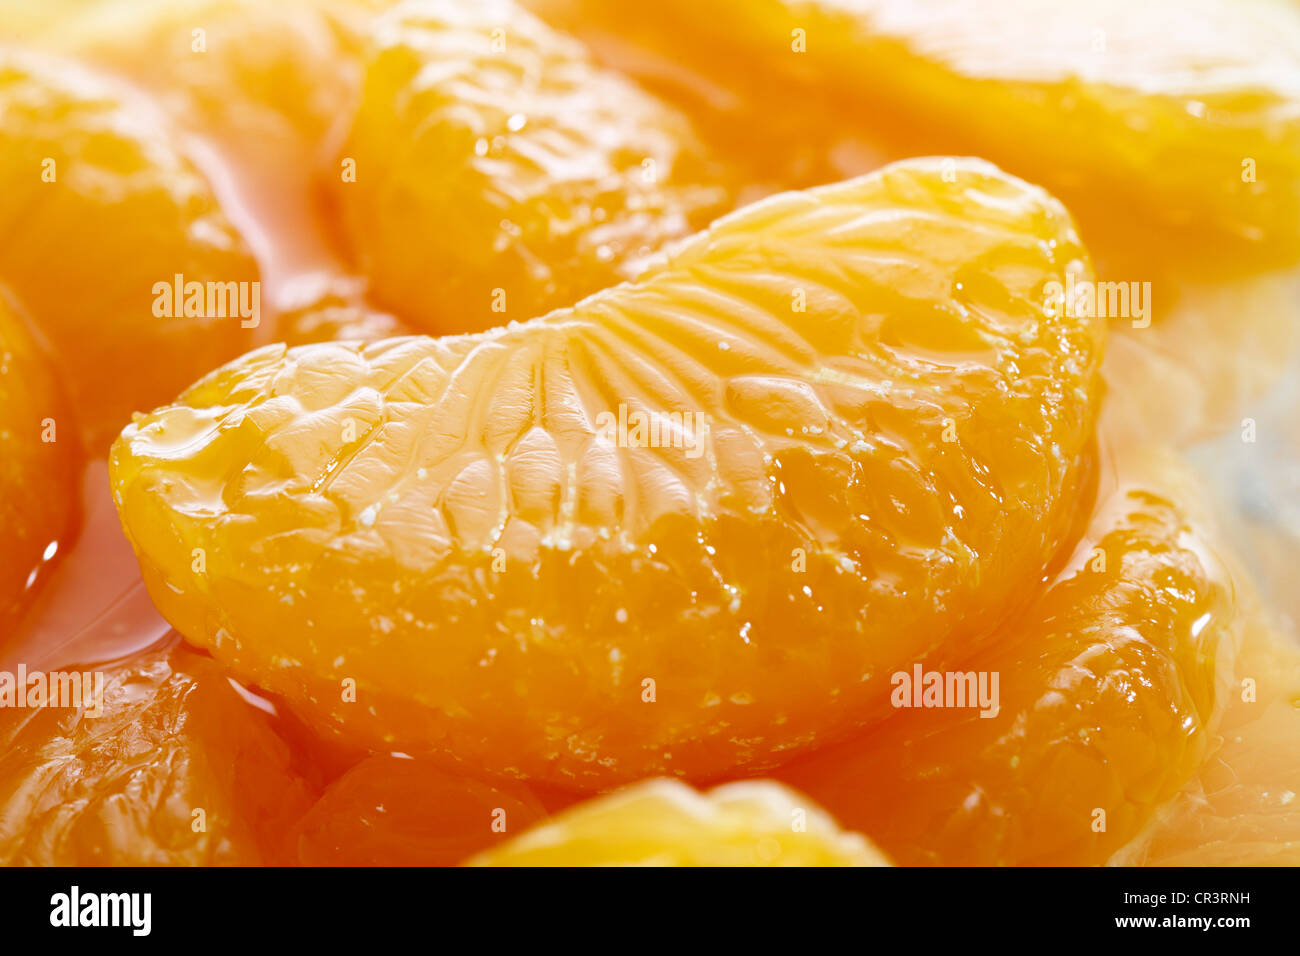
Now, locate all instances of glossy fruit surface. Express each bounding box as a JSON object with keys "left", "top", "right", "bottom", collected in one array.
[
  {"left": 0, "top": 50, "right": 259, "bottom": 449},
  {"left": 52, "top": 0, "right": 378, "bottom": 145},
  {"left": 777, "top": 458, "right": 1239, "bottom": 865},
  {"left": 1112, "top": 613, "right": 1300, "bottom": 866},
  {"left": 0, "top": 641, "right": 315, "bottom": 865},
  {"left": 0, "top": 0, "right": 1294, "bottom": 871},
  {"left": 472, "top": 778, "right": 888, "bottom": 866},
  {"left": 0, "top": 292, "right": 77, "bottom": 627},
  {"left": 333, "top": 0, "right": 735, "bottom": 334},
  {"left": 531, "top": 0, "right": 1300, "bottom": 269},
  {"left": 112, "top": 158, "right": 1104, "bottom": 787}
]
